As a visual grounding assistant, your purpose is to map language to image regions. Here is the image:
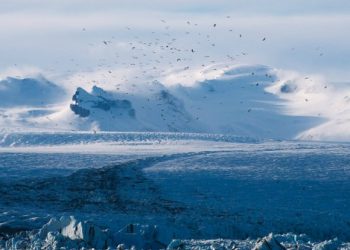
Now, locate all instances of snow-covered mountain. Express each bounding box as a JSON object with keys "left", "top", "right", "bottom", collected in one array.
[
  {"left": 69, "top": 86, "right": 141, "bottom": 131},
  {"left": 67, "top": 85, "right": 197, "bottom": 132},
  {"left": 1, "top": 64, "right": 350, "bottom": 141},
  {"left": 0, "top": 76, "right": 66, "bottom": 107},
  {"left": 58, "top": 64, "right": 322, "bottom": 139},
  {"left": 0, "top": 76, "right": 67, "bottom": 131}
]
